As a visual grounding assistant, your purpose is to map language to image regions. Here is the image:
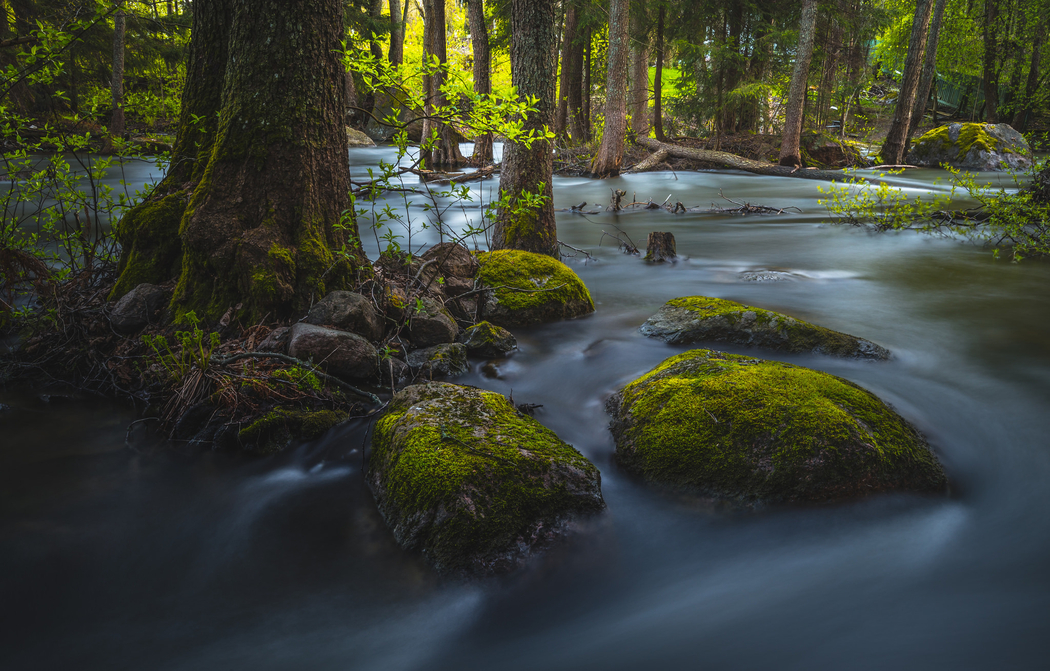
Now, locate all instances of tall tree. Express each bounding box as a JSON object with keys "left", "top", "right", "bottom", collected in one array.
[
  {"left": 492, "top": 0, "right": 558, "bottom": 255},
  {"left": 555, "top": 1, "right": 580, "bottom": 136},
  {"left": 879, "top": 0, "right": 934, "bottom": 165},
  {"left": 907, "top": 0, "right": 948, "bottom": 141},
  {"left": 779, "top": 0, "right": 819, "bottom": 167},
  {"left": 652, "top": 4, "right": 666, "bottom": 141},
  {"left": 1012, "top": 18, "right": 1046, "bottom": 131},
  {"left": 420, "top": 0, "right": 465, "bottom": 168},
  {"left": 389, "top": 0, "right": 403, "bottom": 65},
  {"left": 109, "top": 5, "right": 126, "bottom": 146},
  {"left": 112, "top": 0, "right": 367, "bottom": 322},
  {"left": 628, "top": 8, "right": 650, "bottom": 139},
  {"left": 467, "top": 0, "right": 492, "bottom": 164},
  {"left": 590, "top": 0, "right": 631, "bottom": 177},
  {"left": 983, "top": 0, "right": 999, "bottom": 122}
]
